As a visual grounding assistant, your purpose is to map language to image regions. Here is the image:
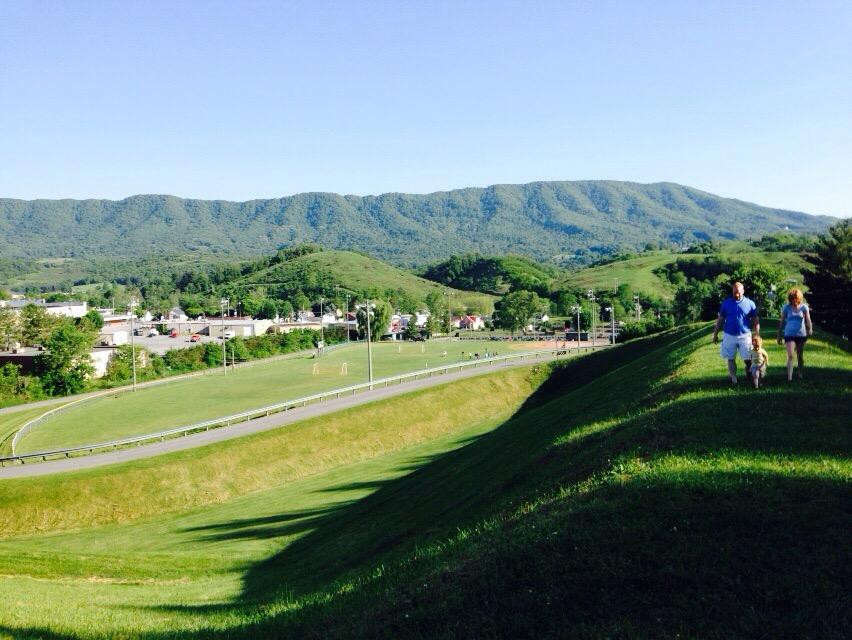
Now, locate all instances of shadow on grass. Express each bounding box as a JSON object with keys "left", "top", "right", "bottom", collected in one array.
[{"left": 159, "top": 325, "right": 848, "bottom": 608}]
